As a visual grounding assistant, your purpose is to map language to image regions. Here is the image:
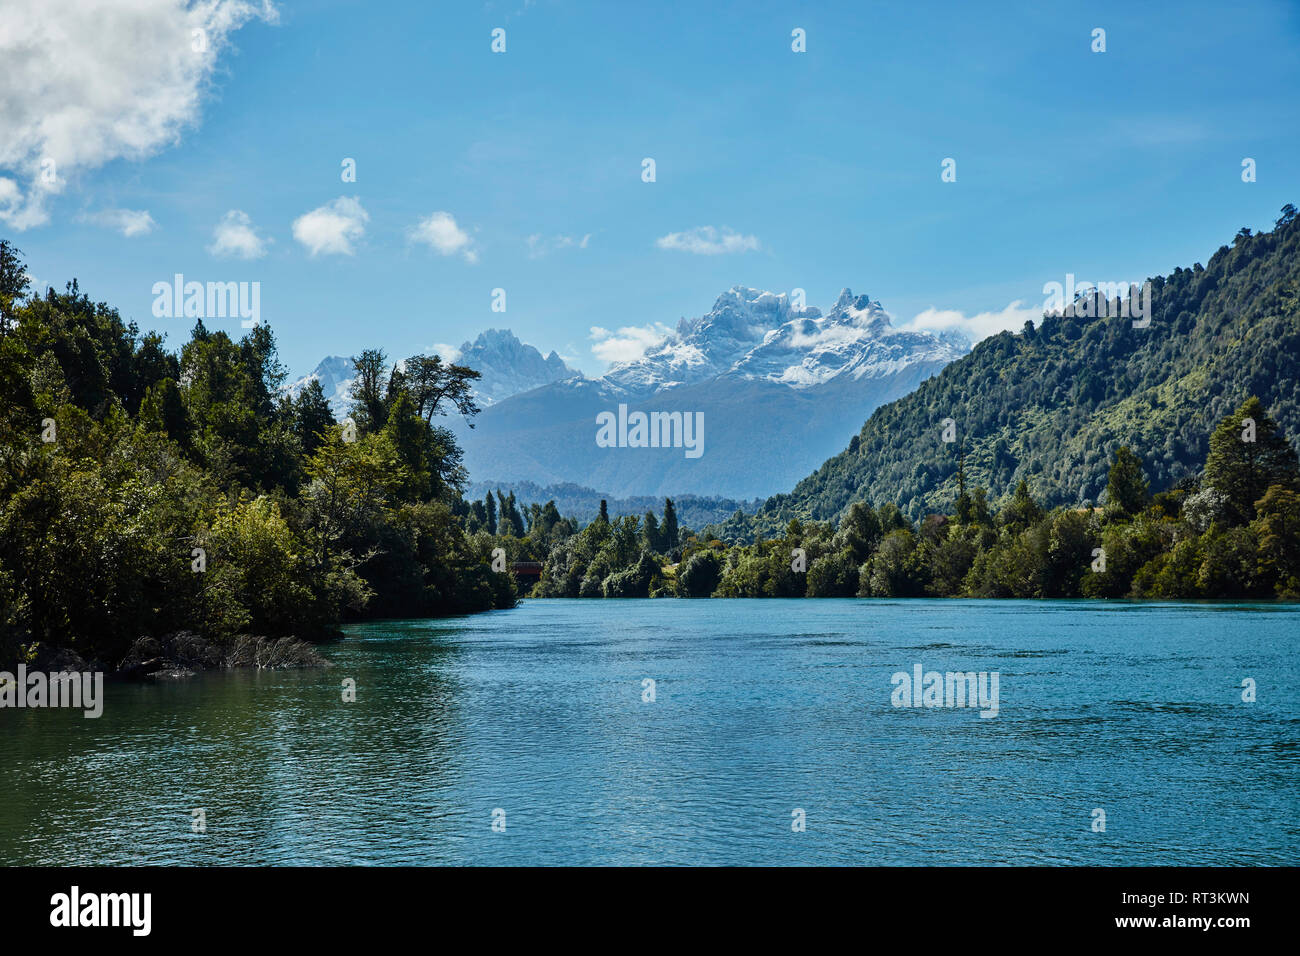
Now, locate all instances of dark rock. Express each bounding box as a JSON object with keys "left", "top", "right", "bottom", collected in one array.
[
  {"left": 32, "top": 646, "right": 90, "bottom": 673},
  {"left": 116, "top": 631, "right": 329, "bottom": 679}
]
